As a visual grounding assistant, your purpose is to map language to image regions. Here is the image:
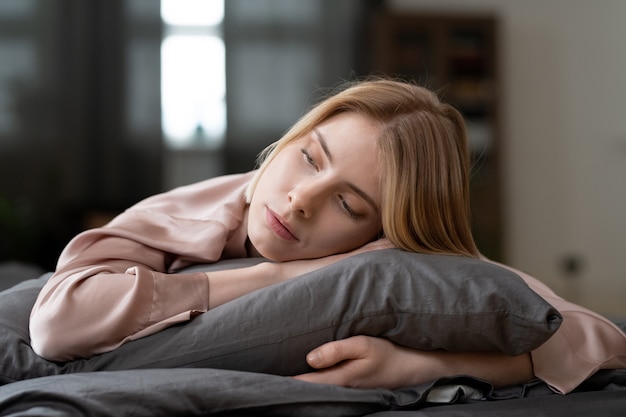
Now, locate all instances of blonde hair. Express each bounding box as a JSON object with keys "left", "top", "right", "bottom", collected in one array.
[{"left": 246, "top": 78, "right": 479, "bottom": 258}]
